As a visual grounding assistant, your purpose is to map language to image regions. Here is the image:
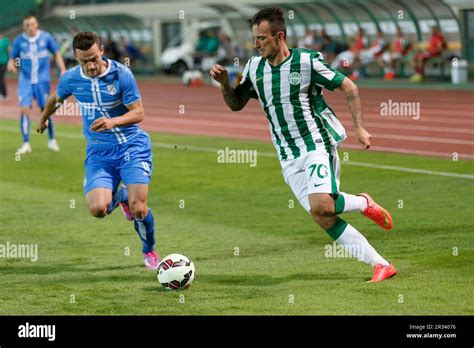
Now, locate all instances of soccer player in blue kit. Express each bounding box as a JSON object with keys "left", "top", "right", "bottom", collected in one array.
[
  {"left": 36, "top": 32, "right": 159, "bottom": 269},
  {"left": 7, "top": 15, "right": 65, "bottom": 154}
]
